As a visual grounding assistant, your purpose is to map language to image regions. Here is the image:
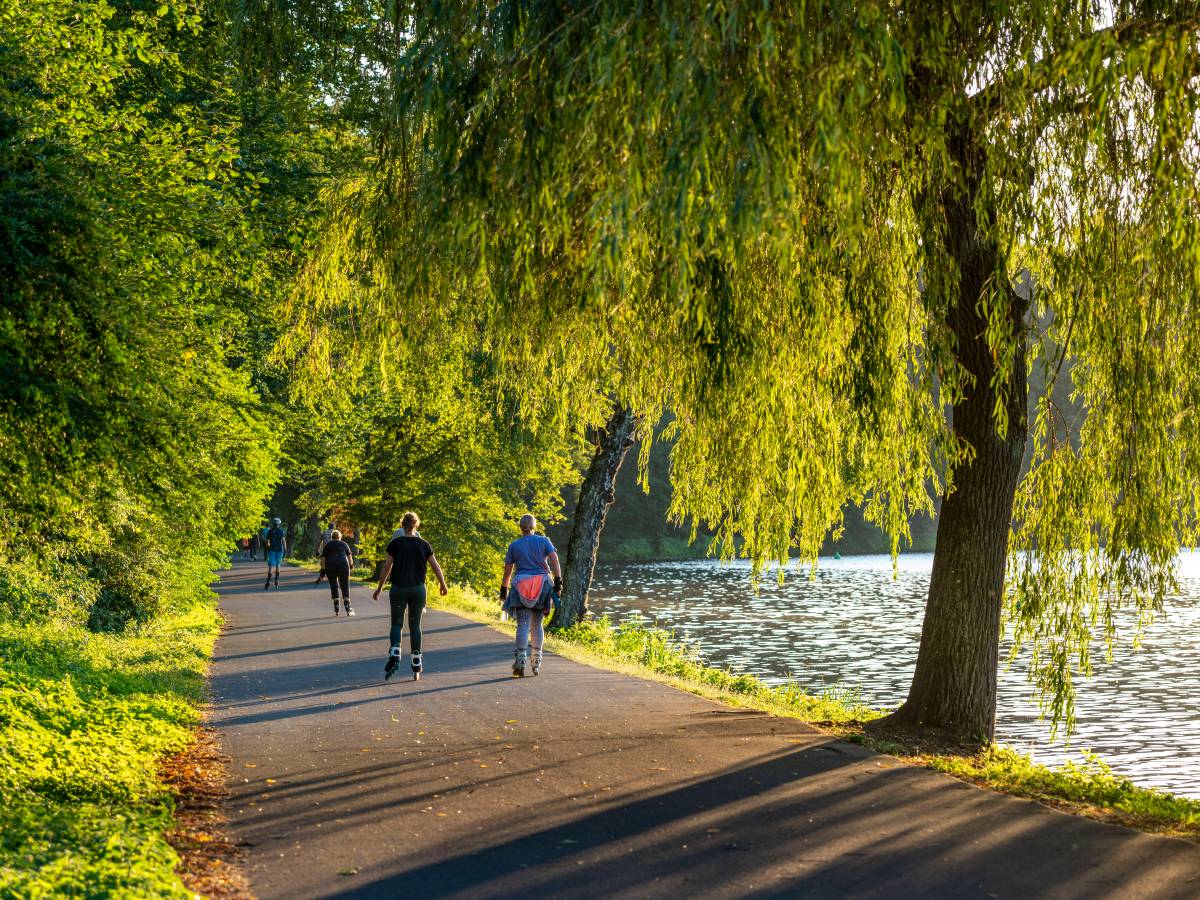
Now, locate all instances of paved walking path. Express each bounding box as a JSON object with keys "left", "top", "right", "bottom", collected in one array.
[{"left": 210, "top": 561, "right": 1200, "bottom": 898}]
